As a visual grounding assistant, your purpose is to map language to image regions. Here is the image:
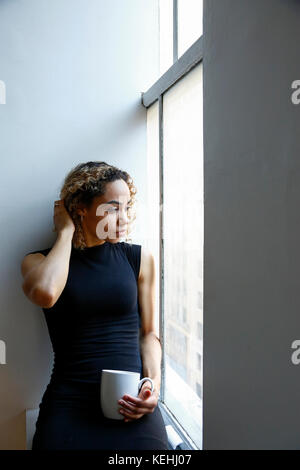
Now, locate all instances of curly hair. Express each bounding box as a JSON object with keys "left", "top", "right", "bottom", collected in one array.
[{"left": 59, "top": 161, "right": 137, "bottom": 250}]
